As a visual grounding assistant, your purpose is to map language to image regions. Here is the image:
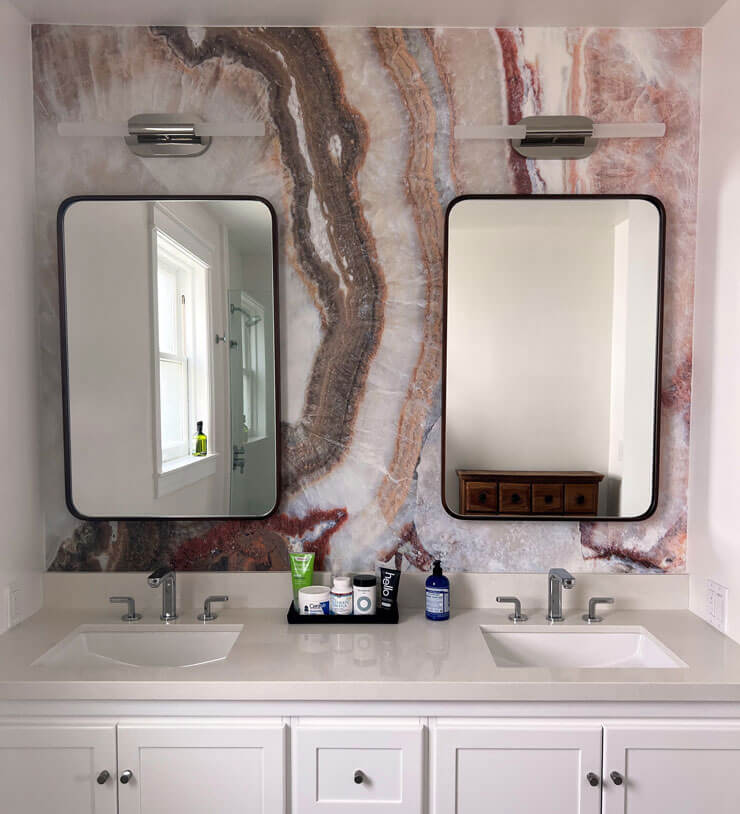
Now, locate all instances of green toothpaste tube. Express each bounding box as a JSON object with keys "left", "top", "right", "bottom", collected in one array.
[{"left": 290, "top": 552, "right": 316, "bottom": 607}]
